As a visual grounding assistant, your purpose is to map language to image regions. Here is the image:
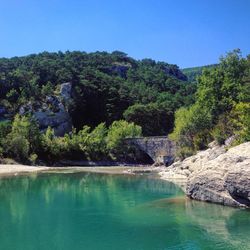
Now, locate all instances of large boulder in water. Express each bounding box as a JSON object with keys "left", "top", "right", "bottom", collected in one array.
[{"left": 160, "top": 142, "right": 250, "bottom": 208}]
